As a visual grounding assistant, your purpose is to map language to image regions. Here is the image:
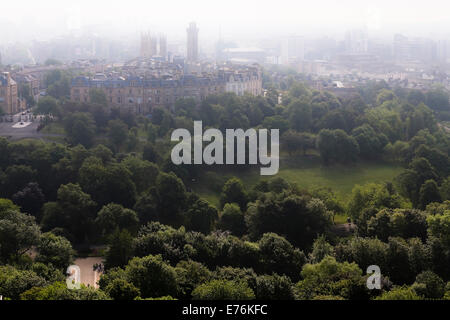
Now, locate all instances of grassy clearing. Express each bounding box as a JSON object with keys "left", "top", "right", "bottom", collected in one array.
[
  {"left": 192, "top": 157, "right": 405, "bottom": 214},
  {"left": 40, "top": 122, "right": 66, "bottom": 135}
]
